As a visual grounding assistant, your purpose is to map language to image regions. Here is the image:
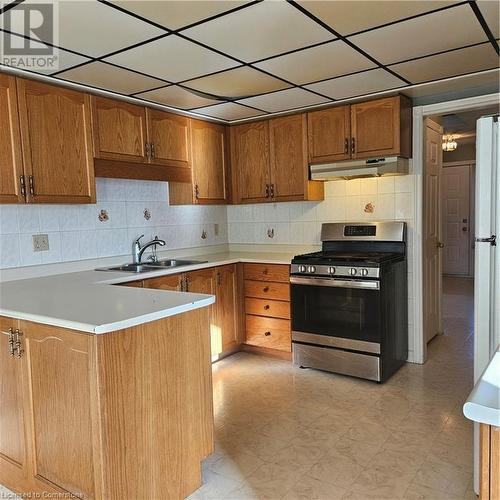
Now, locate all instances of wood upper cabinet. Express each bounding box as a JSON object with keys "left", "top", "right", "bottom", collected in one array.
[
  {"left": 269, "top": 114, "right": 308, "bottom": 201},
  {"left": 213, "top": 265, "right": 238, "bottom": 356},
  {"left": 92, "top": 96, "right": 148, "bottom": 163},
  {"left": 191, "top": 119, "right": 229, "bottom": 204},
  {"left": 231, "top": 121, "right": 270, "bottom": 204},
  {"left": 308, "top": 106, "right": 350, "bottom": 164},
  {"left": 0, "top": 317, "right": 26, "bottom": 485},
  {"left": 0, "top": 75, "right": 24, "bottom": 203},
  {"left": 146, "top": 109, "right": 190, "bottom": 168},
  {"left": 17, "top": 79, "right": 95, "bottom": 204},
  {"left": 350, "top": 95, "right": 411, "bottom": 159}
]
